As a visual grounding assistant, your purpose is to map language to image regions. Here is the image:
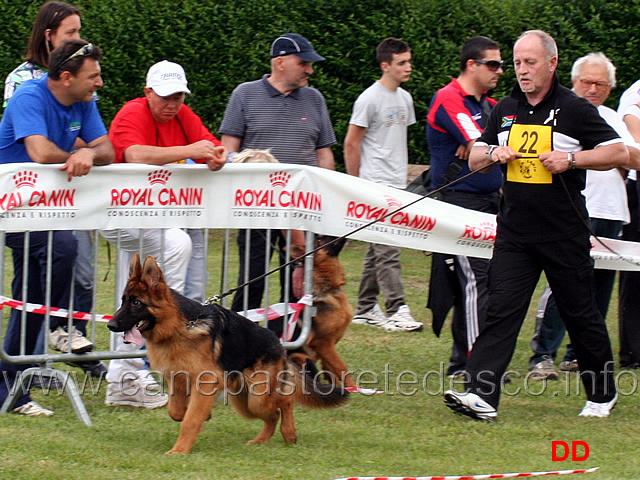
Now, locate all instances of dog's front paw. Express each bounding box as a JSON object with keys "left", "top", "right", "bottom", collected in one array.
[{"left": 165, "top": 448, "right": 190, "bottom": 454}]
